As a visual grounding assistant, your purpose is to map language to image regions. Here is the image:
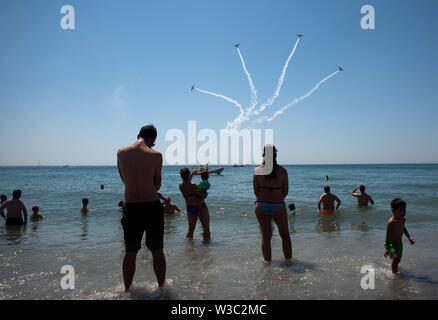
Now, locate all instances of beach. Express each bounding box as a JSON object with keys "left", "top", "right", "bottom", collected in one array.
[{"left": 1, "top": 164, "right": 438, "bottom": 299}]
